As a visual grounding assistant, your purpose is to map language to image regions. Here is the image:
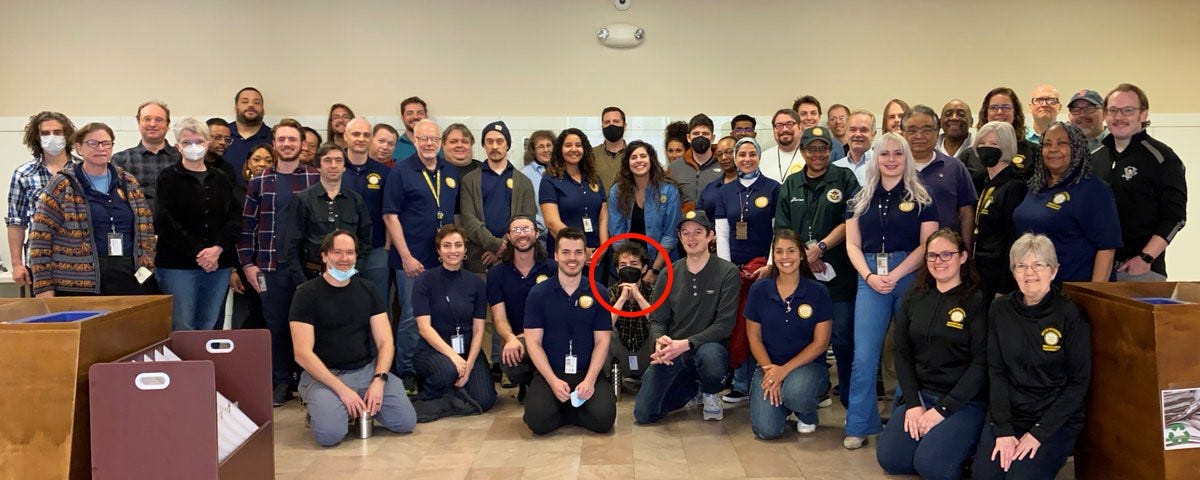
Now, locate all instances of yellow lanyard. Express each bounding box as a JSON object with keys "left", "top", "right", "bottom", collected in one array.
[{"left": 422, "top": 169, "right": 443, "bottom": 220}]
